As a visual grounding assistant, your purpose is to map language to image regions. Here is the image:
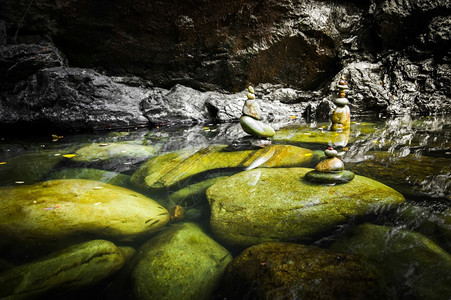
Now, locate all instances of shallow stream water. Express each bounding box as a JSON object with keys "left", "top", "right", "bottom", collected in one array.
[{"left": 0, "top": 114, "right": 450, "bottom": 299}]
